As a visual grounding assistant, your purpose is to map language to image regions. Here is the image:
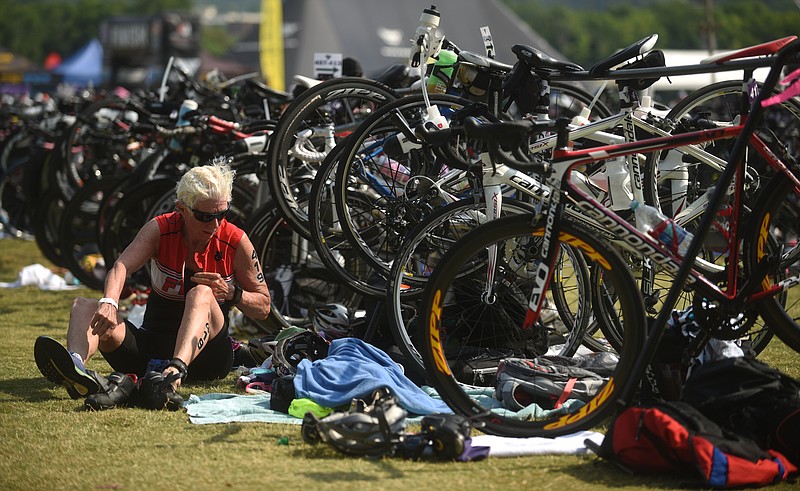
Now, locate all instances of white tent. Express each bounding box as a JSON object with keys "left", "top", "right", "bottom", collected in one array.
[{"left": 648, "top": 49, "right": 772, "bottom": 97}]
